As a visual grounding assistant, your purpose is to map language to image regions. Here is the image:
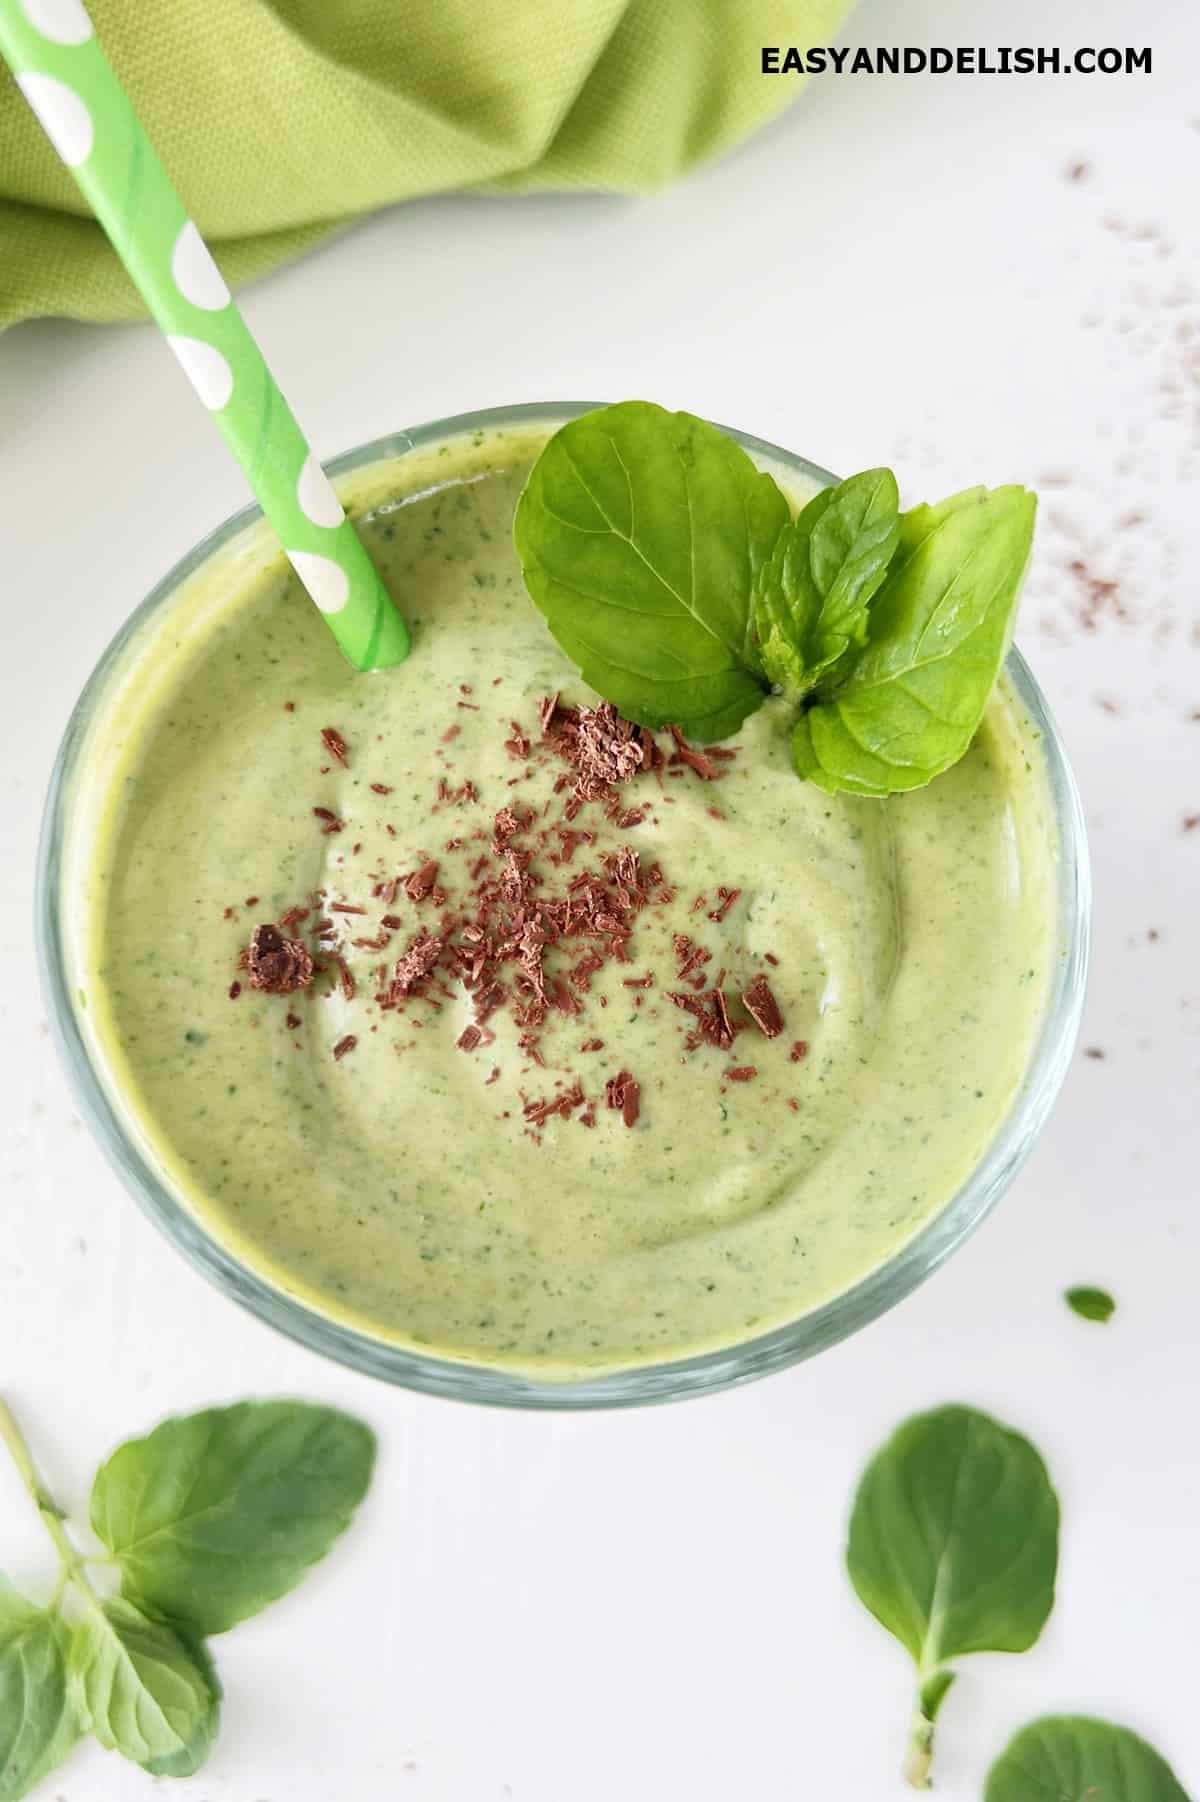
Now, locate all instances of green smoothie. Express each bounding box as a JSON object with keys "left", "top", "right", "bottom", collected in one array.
[{"left": 65, "top": 424, "right": 1057, "bottom": 1375}]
